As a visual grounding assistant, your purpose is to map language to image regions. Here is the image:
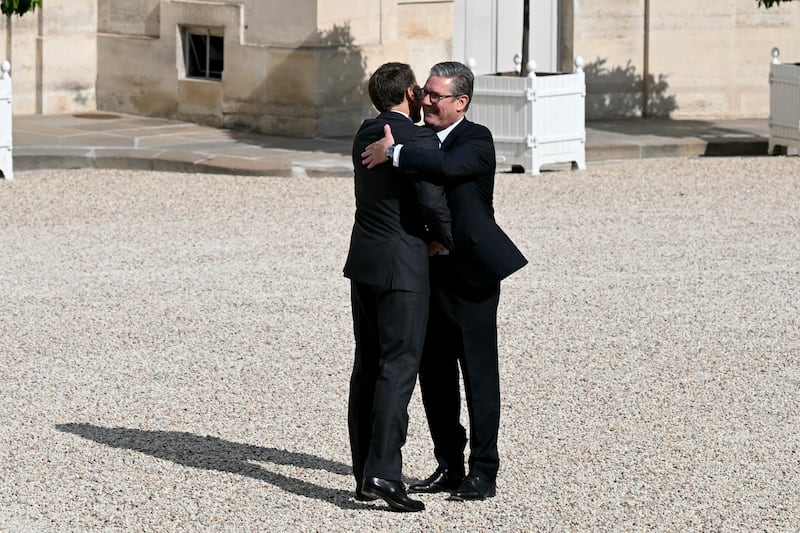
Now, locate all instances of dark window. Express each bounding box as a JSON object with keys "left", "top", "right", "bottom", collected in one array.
[{"left": 184, "top": 29, "right": 223, "bottom": 80}]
